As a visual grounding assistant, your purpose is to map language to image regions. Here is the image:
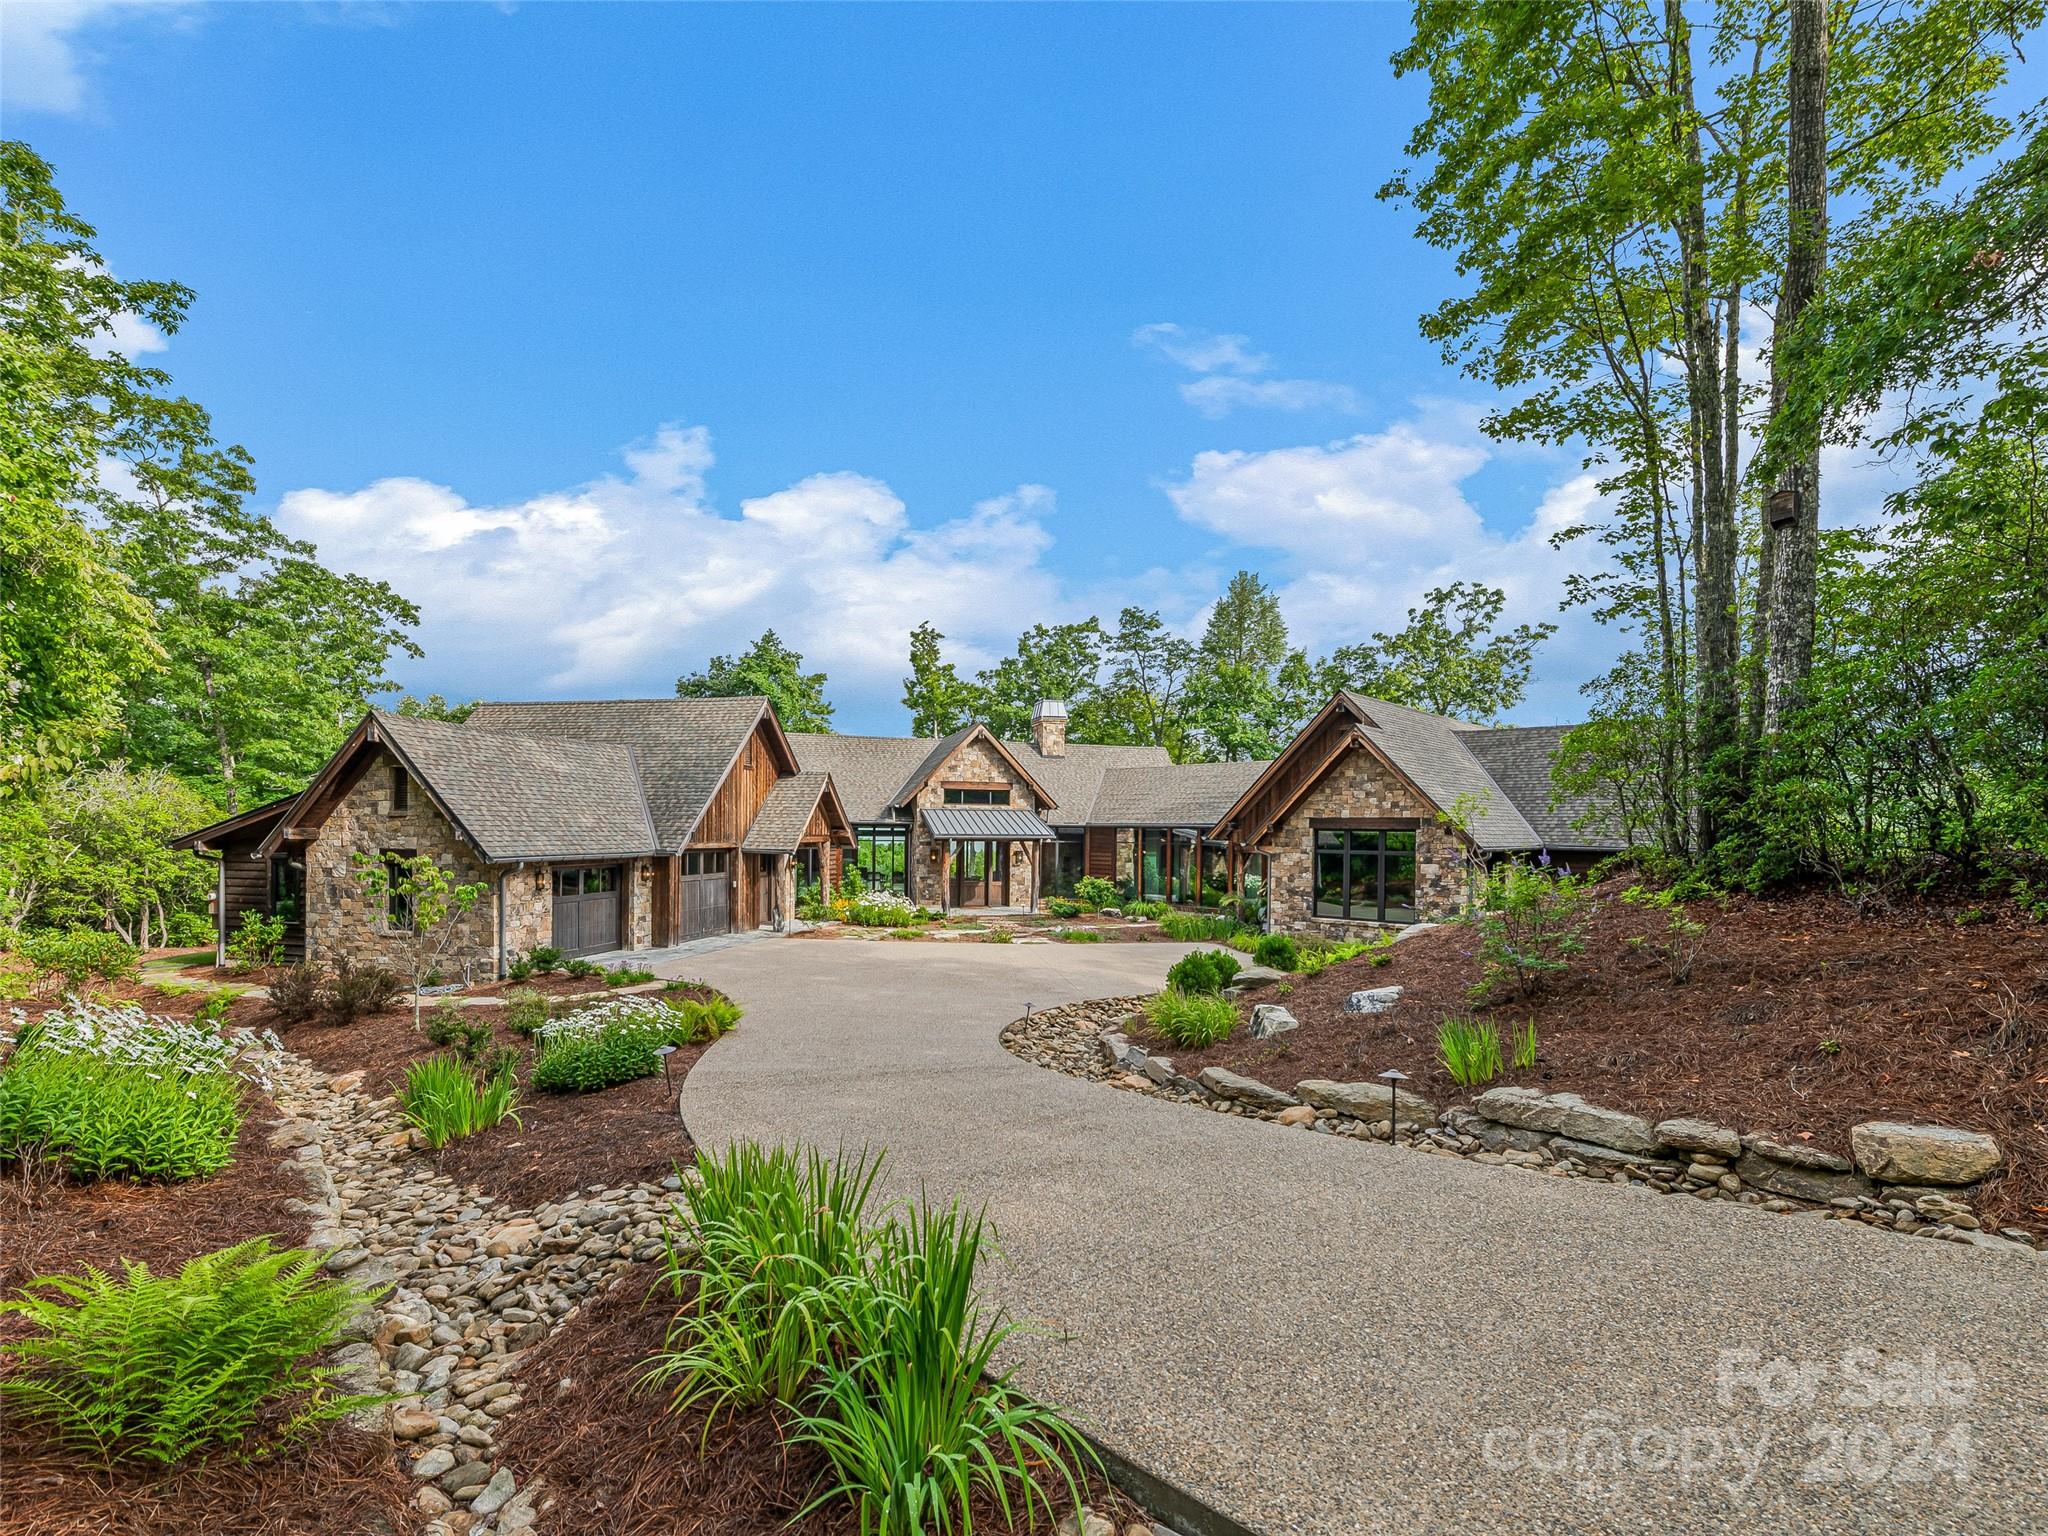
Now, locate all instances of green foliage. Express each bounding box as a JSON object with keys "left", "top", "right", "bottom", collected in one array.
[
  {"left": 265, "top": 962, "right": 323, "bottom": 1026},
  {"left": 2, "top": 768, "right": 216, "bottom": 948},
  {"left": 605, "top": 966, "right": 657, "bottom": 985},
  {"left": 1043, "top": 898, "right": 1083, "bottom": 918},
  {"left": 0, "top": 1003, "right": 243, "bottom": 1182},
  {"left": 322, "top": 956, "right": 403, "bottom": 1023},
  {"left": 1073, "top": 876, "right": 1118, "bottom": 910},
  {"left": 1291, "top": 937, "right": 1387, "bottom": 977},
  {"left": 19, "top": 928, "right": 139, "bottom": 988},
  {"left": 1252, "top": 932, "right": 1300, "bottom": 972},
  {"left": 969, "top": 619, "right": 1105, "bottom": 740},
  {"left": 502, "top": 989, "right": 552, "bottom": 1036},
  {"left": 1620, "top": 884, "right": 1709, "bottom": 984},
  {"left": 1157, "top": 911, "right": 1251, "bottom": 944},
  {"left": 423, "top": 1003, "right": 493, "bottom": 1065},
  {"left": 1165, "top": 948, "right": 1242, "bottom": 995},
  {"left": 677, "top": 629, "right": 834, "bottom": 732},
  {"left": 1120, "top": 899, "right": 1169, "bottom": 921},
  {"left": 901, "top": 622, "right": 974, "bottom": 740},
  {"left": 1470, "top": 862, "right": 1591, "bottom": 1001},
  {"left": 1143, "top": 989, "right": 1238, "bottom": 1048},
  {"left": 1438, "top": 1017, "right": 1505, "bottom": 1088},
  {"left": 0, "top": 1237, "right": 385, "bottom": 1465},
  {"left": 532, "top": 995, "right": 736, "bottom": 1094},
  {"left": 225, "top": 910, "right": 286, "bottom": 972},
  {"left": 524, "top": 945, "right": 565, "bottom": 973},
  {"left": 1510, "top": 1019, "right": 1539, "bottom": 1071},
  {"left": 350, "top": 853, "right": 485, "bottom": 1025},
  {"left": 1327, "top": 583, "right": 1553, "bottom": 724},
  {"left": 1052, "top": 927, "right": 1101, "bottom": 943},
  {"left": 399, "top": 1055, "right": 520, "bottom": 1148}
]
